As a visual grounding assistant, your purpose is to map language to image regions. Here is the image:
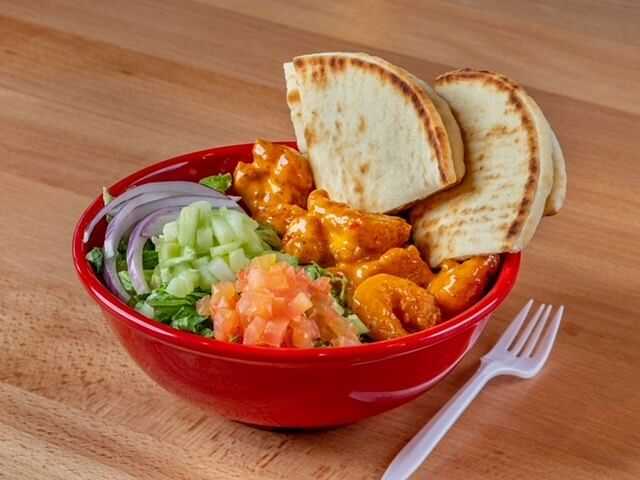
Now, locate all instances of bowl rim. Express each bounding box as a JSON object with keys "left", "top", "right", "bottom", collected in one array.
[{"left": 72, "top": 142, "right": 521, "bottom": 363}]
